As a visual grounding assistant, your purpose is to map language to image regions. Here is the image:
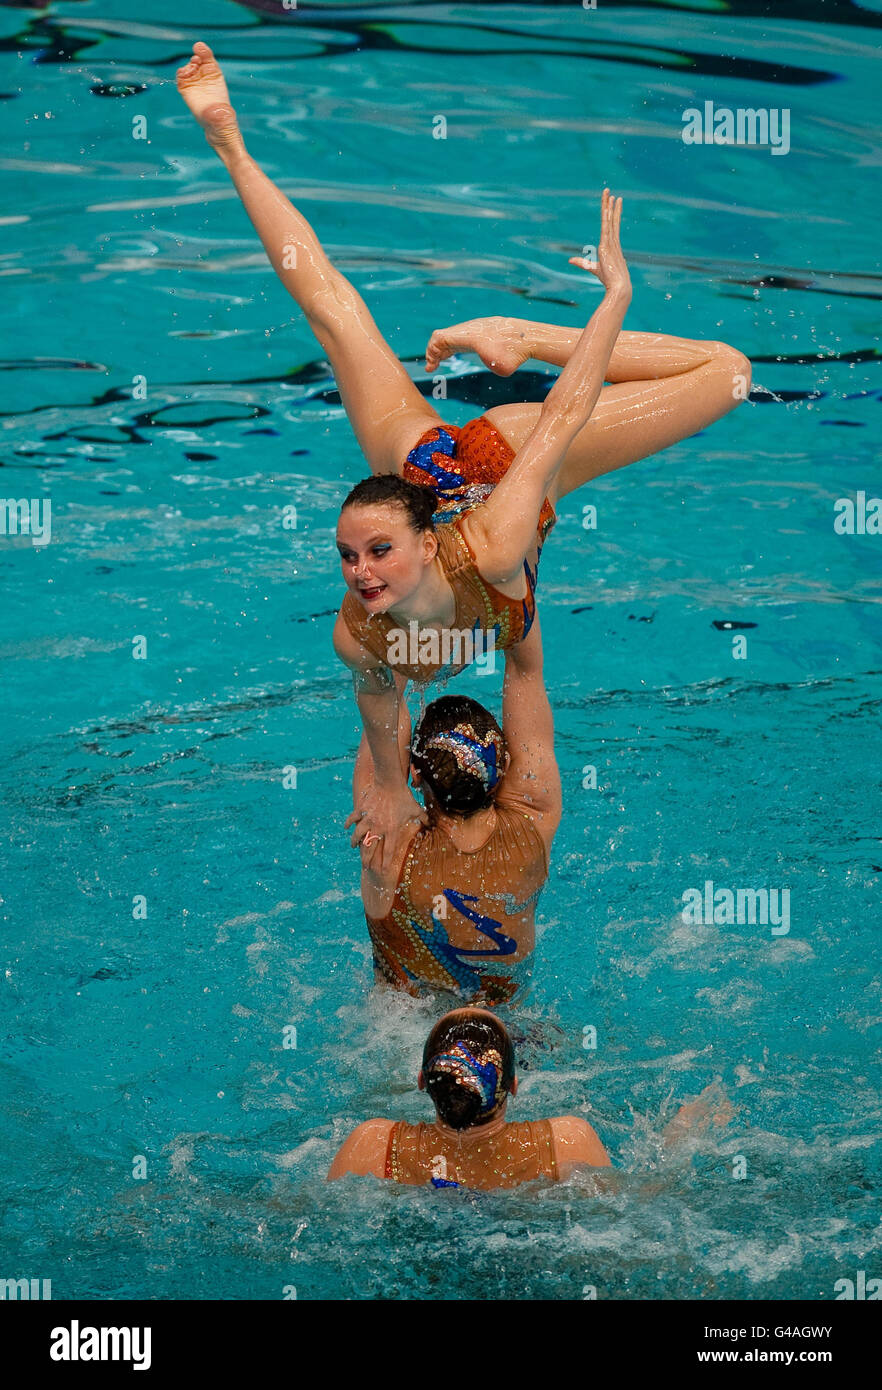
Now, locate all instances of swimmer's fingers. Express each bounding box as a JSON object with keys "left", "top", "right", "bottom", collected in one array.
[
  {"left": 606, "top": 194, "right": 624, "bottom": 257},
  {"left": 600, "top": 186, "right": 611, "bottom": 245},
  {"left": 596, "top": 191, "right": 630, "bottom": 298},
  {"left": 347, "top": 812, "right": 372, "bottom": 849},
  {"left": 569, "top": 186, "right": 612, "bottom": 279},
  {"left": 359, "top": 835, "right": 384, "bottom": 872}
]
